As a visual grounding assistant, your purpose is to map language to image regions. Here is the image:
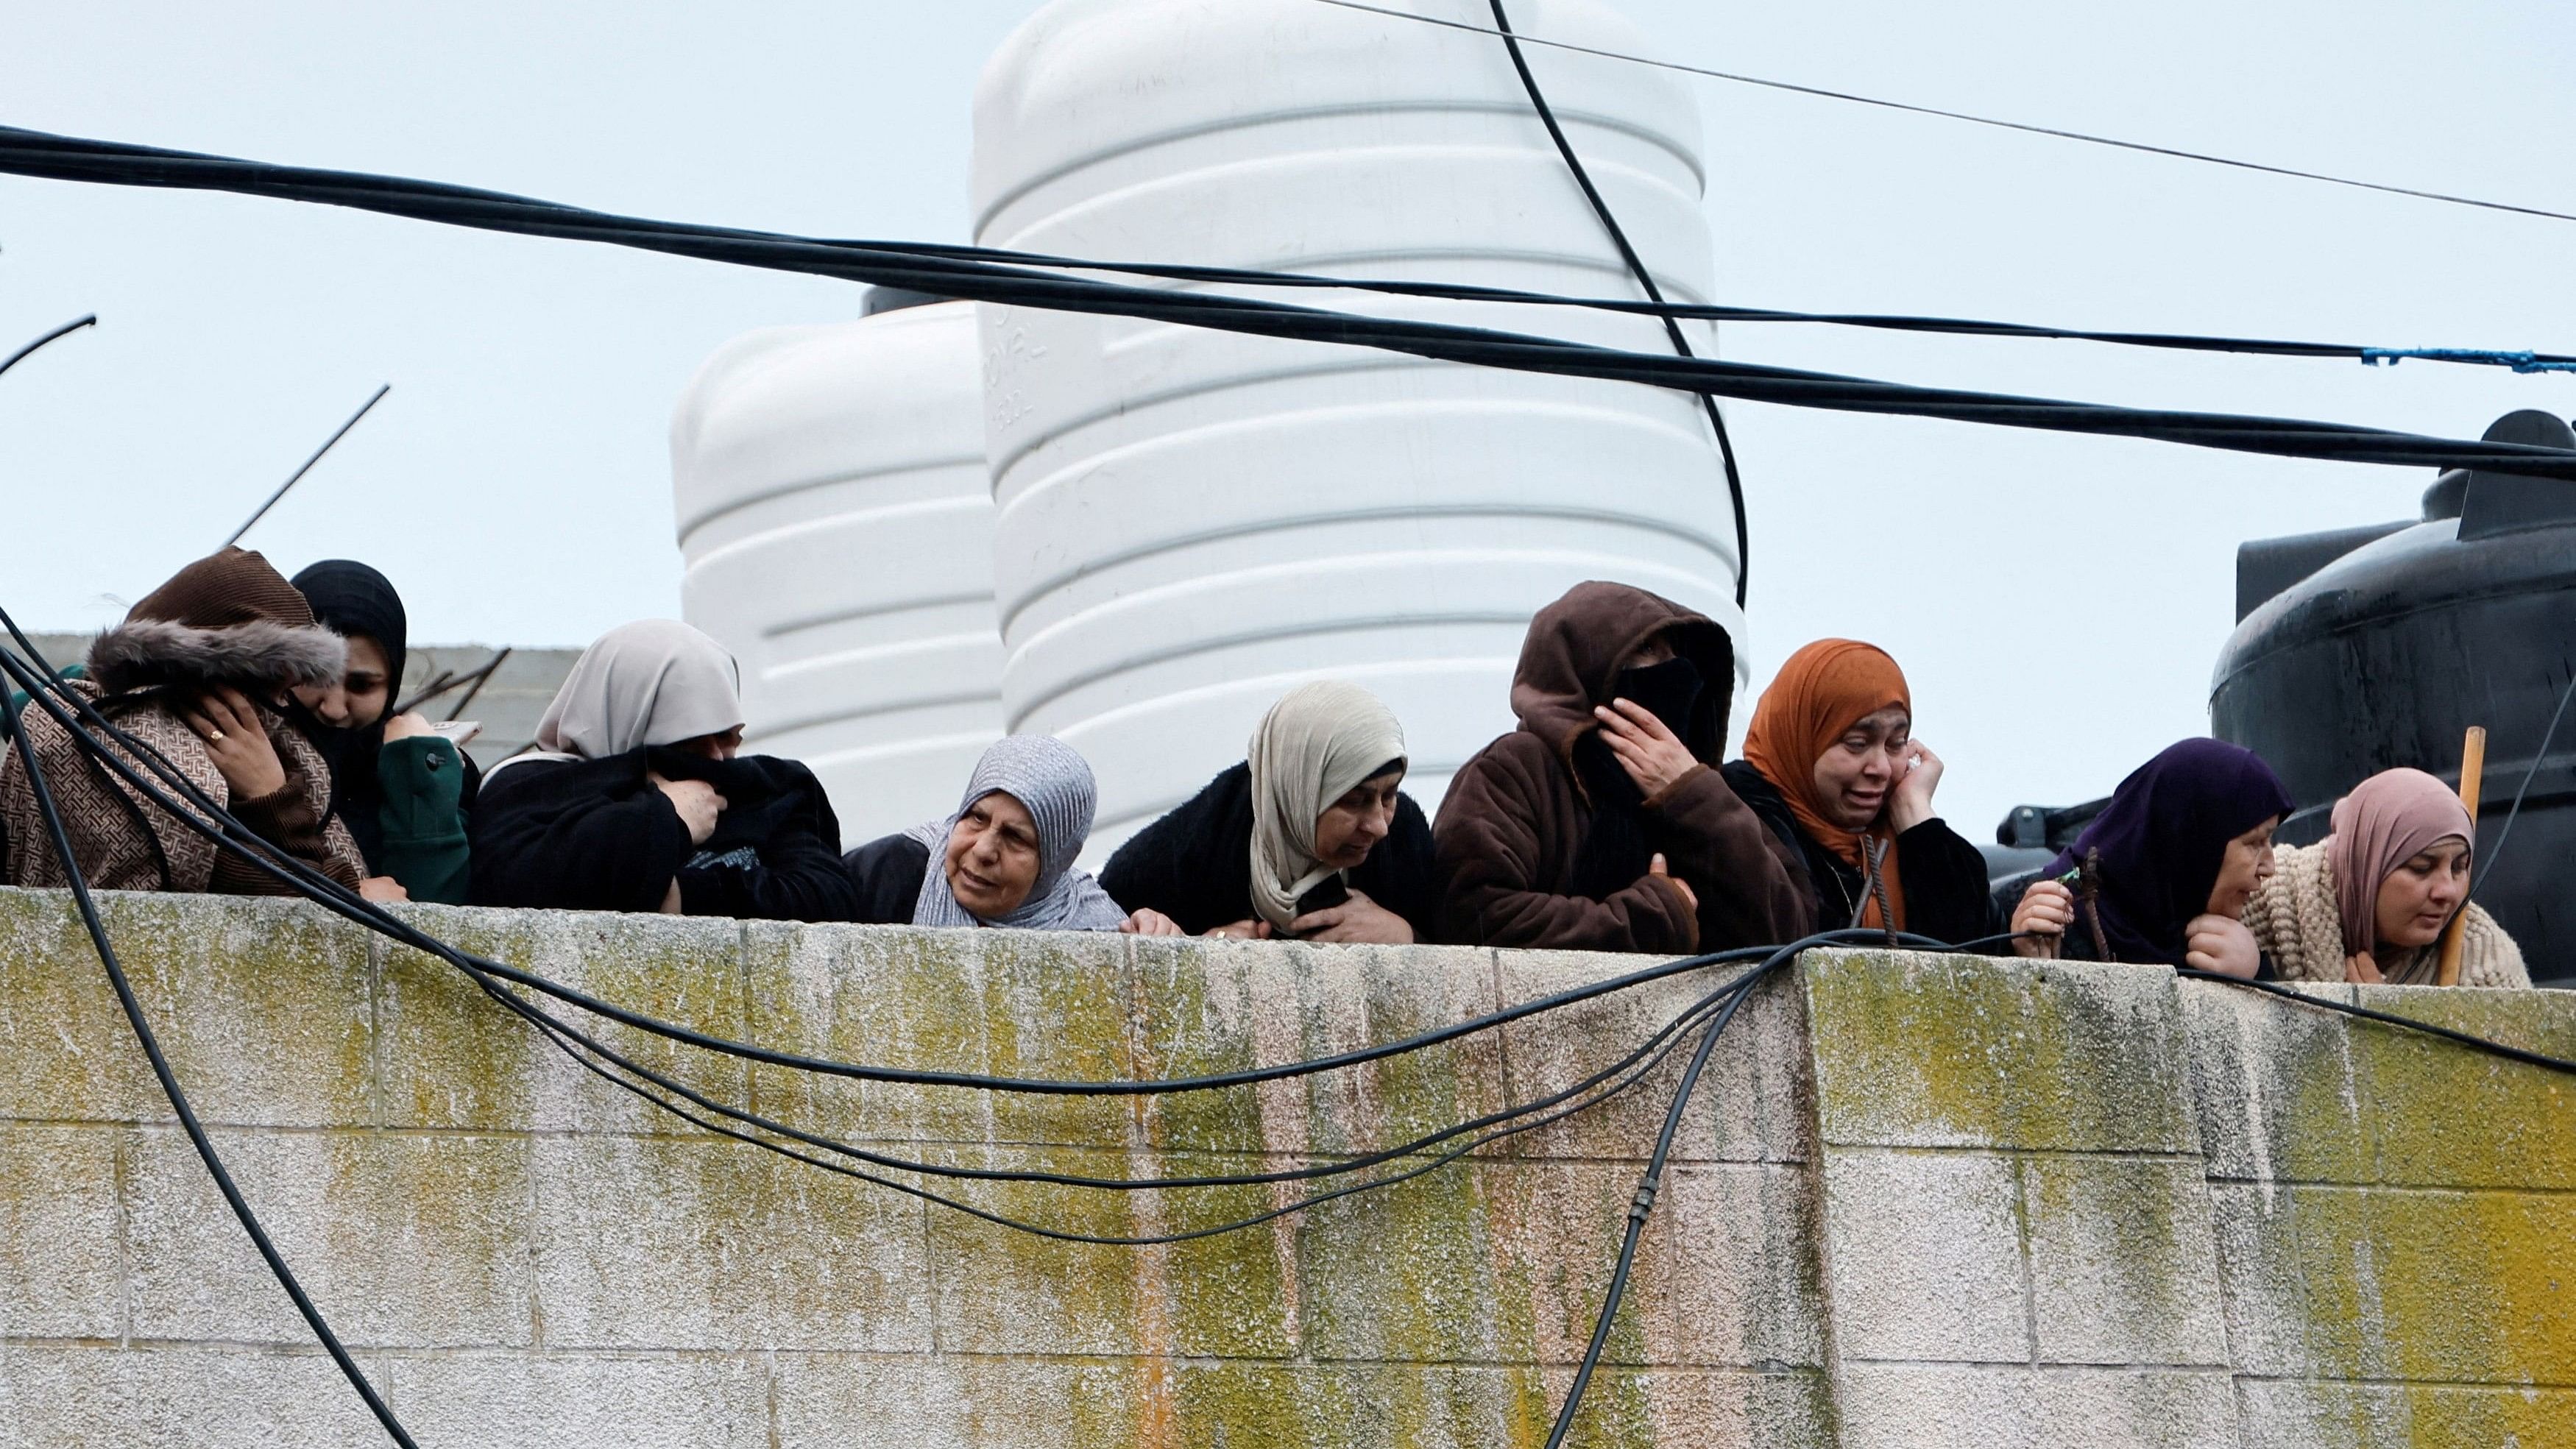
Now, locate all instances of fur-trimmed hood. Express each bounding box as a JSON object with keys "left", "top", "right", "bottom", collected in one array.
[{"left": 85, "top": 617, "right": 347, "bottom": 698}]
